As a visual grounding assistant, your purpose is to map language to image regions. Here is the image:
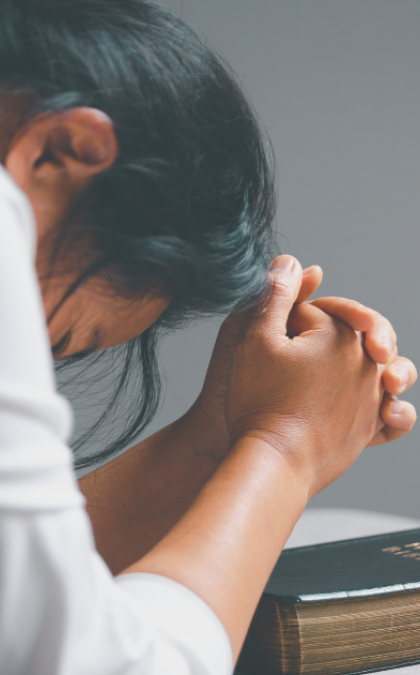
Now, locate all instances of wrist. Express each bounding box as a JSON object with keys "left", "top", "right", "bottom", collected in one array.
[
  {"left": 230, "top": 430, "right": 313, "bottom": 504},
  {"left": 230, "top": 434, "right": 311, "bottom": 509},
  {"left": 183, "top": 397, "right": 231, "bottom": 462}
]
